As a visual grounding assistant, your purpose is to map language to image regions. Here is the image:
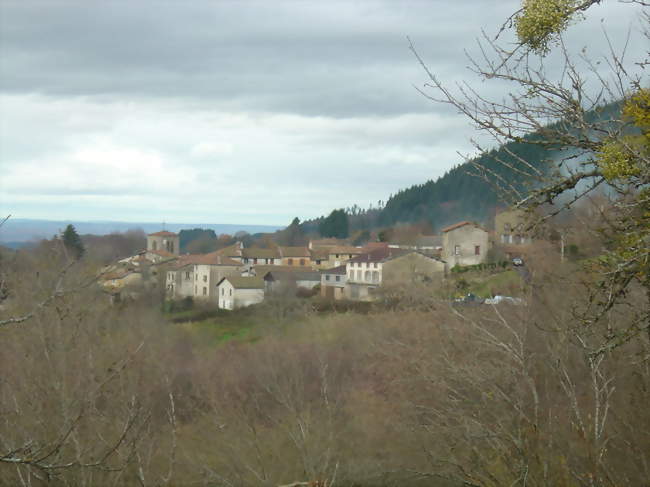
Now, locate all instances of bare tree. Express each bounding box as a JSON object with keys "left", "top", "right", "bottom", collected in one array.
[{"left": 411, "top": 1, "right": 649, "bottom": 352}]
